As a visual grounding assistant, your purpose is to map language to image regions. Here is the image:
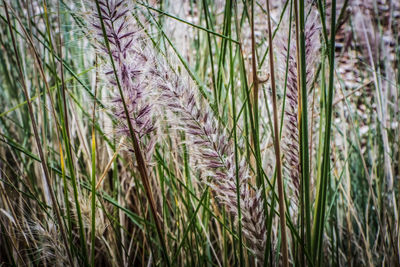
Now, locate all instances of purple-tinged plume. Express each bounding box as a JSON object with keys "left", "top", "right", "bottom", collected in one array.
[
  {"left": 278, "top": 9, "right": 320, "bottom": 197},
  {"left": 90, "top": 0, "right": 155, "bottom": 156},
  {"left": 152, "top": 64, "right": 266, "bottom": 262}
]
